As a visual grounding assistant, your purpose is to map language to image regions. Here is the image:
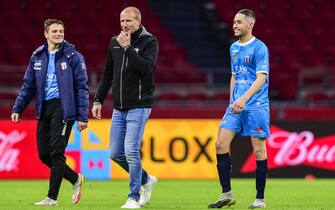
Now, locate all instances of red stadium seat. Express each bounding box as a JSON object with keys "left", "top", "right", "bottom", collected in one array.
[
  {"left": 212, "top": 92, "right": 230, "bottom": 101},
  {"left": 185, "top": 93, "right": 209, "bottom": 101},
  {"left": 0, "top": 0, "right": 205, "bottom": 87},
  {"left": 284, "top": 107, "right": 335, "bottom": 120},
  {"left": 305, "top": 91, "right": 331, "bottom": 102},
  {"left": 156, "top": 92, "right": 183, "bottom": 101}
]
